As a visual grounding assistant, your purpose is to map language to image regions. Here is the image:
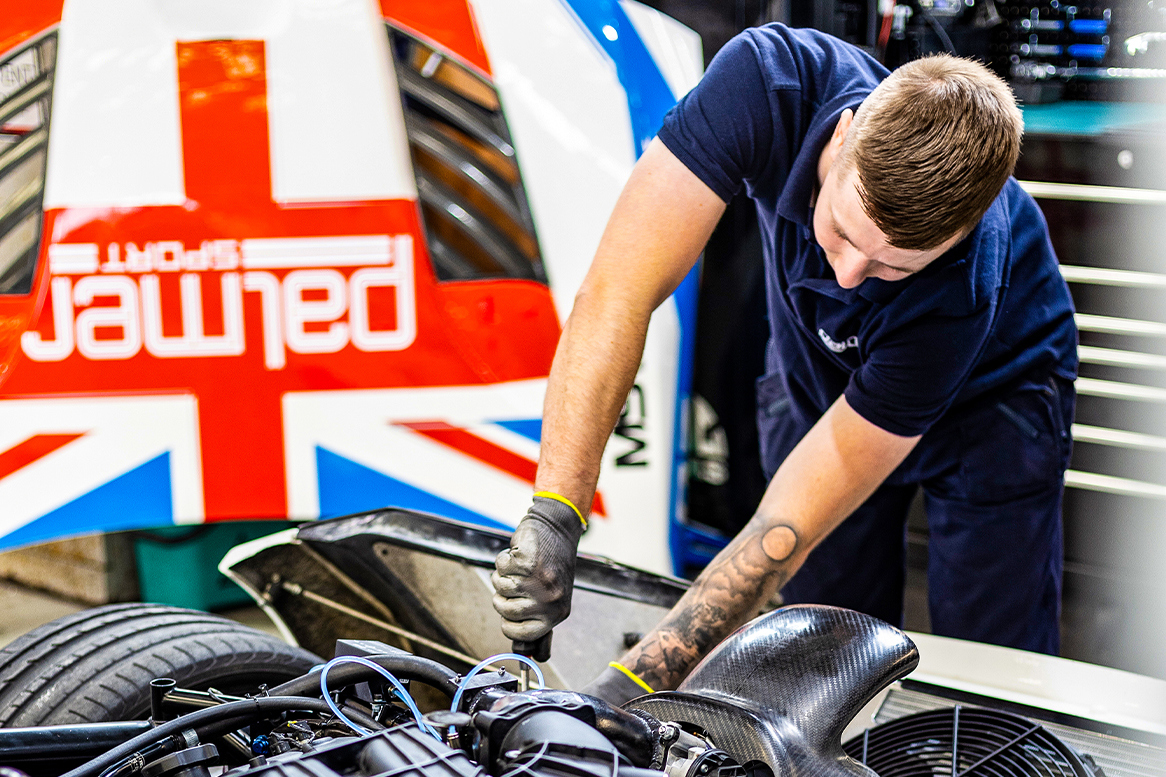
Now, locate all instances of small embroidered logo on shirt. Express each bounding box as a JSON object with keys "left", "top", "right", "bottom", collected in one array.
[{"left": 818, "top": 328, "right": 859, "bottom": 353}]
